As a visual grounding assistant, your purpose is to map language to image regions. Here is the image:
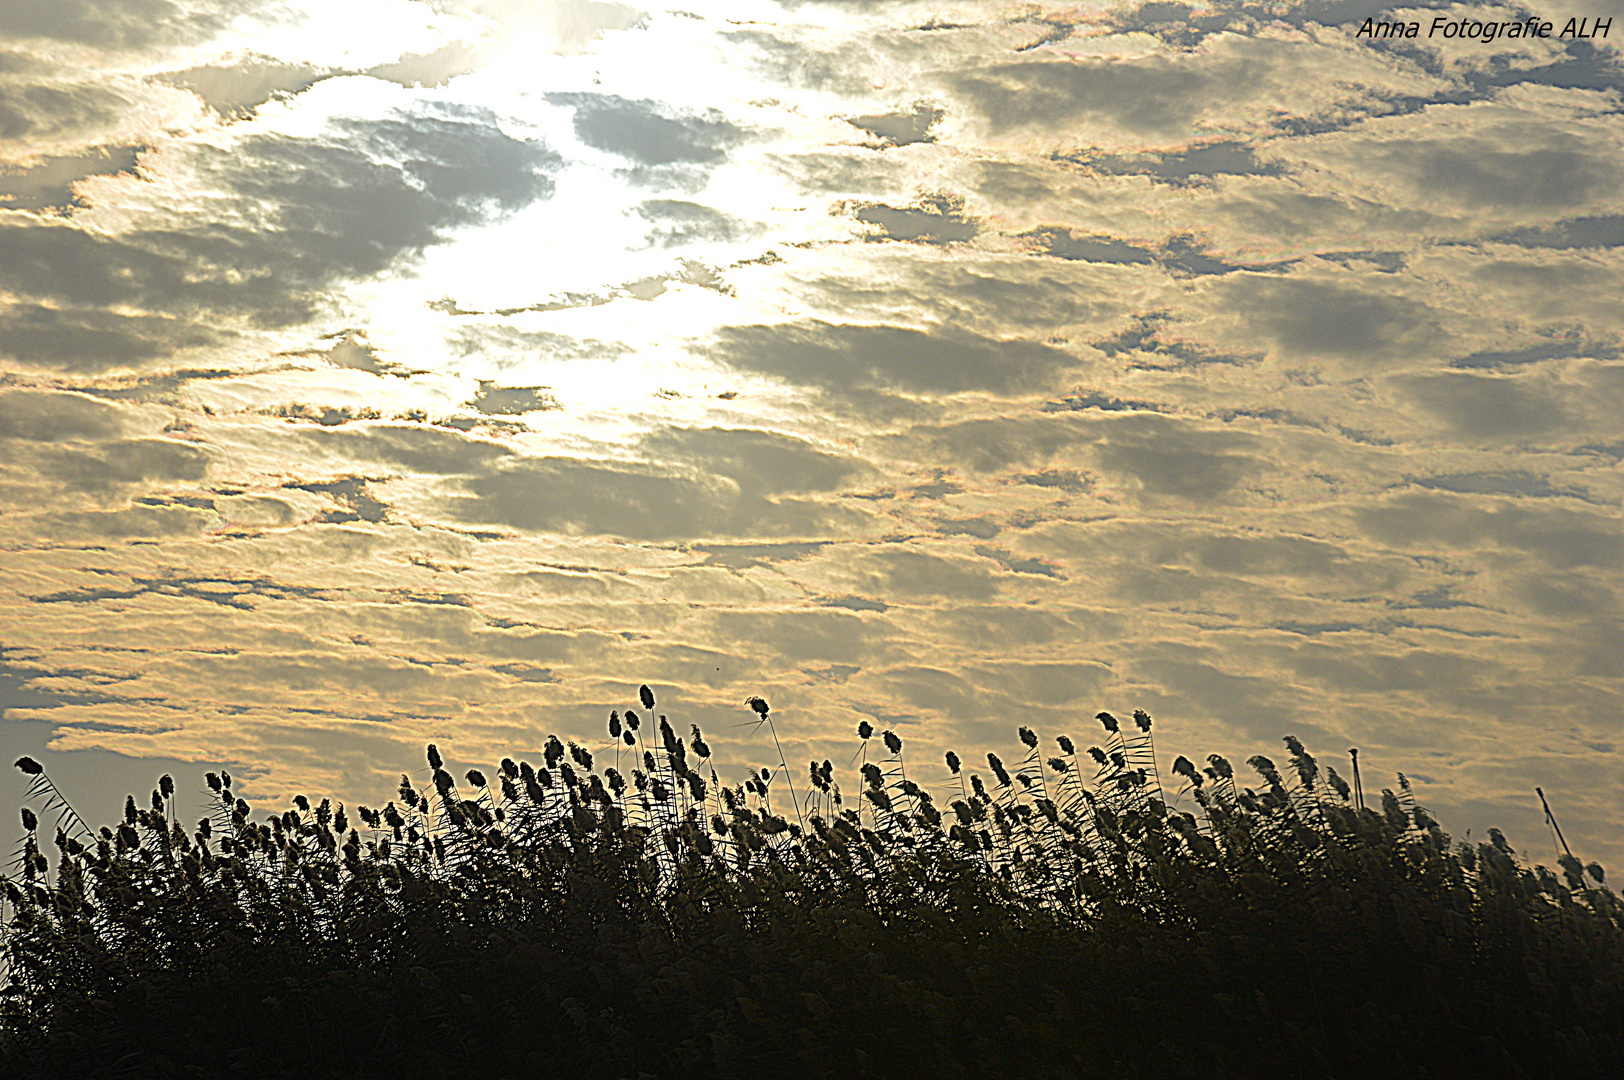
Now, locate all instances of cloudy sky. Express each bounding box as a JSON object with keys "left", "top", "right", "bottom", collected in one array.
[{"left": 2, "top": 0, "right": 1621, "bottom": 870}]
